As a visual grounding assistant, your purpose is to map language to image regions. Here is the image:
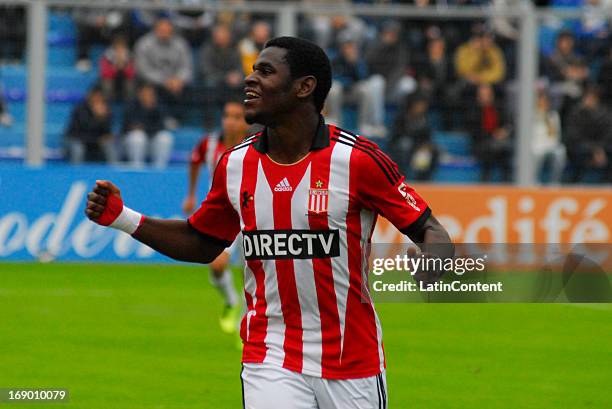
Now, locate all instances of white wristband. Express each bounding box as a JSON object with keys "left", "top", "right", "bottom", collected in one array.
[{"left": 109, "top": 206, "right": 143, "bottom": 235}]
